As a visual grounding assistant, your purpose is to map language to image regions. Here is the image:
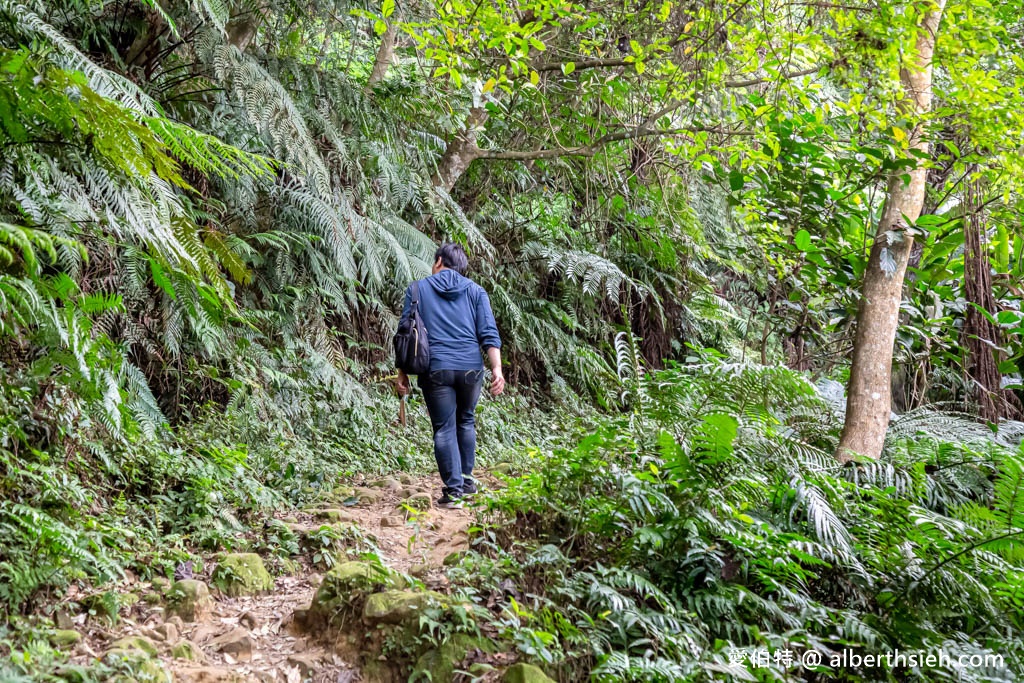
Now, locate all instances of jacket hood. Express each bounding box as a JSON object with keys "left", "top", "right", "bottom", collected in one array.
[{"left": 425, "top": 269, "right": 473, "bottom": 301}]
